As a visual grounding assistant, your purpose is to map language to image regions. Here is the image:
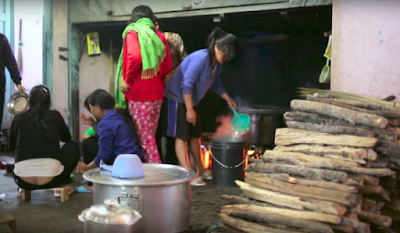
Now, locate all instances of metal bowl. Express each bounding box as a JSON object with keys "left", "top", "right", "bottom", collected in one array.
[{"left": 7, "top": 92, "right": 28, "bottom": 115}]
